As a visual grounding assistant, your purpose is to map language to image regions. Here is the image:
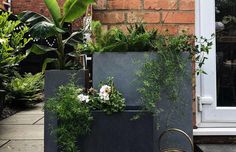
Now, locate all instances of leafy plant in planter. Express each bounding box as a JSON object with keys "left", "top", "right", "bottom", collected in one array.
[
  {"left": 0, "top": 11, "right": 31, "bottom": 90},
  {"left": 18, "top": 0, "right": 95, "bottom": 71},
  {"left": 44, "top": 78, "right": 125, "bottom": 152},
  {"left": 77, "top": 21, "right": 157, "bottom": 53},
  {"left": 6, "top": 73, "right": 44, "bottom": 106}
]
